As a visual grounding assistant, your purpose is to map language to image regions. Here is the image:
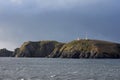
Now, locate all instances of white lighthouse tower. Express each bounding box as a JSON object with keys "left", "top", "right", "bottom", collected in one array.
[
  {"left": 77, "top": 37, "right": 80, "bottom": 40},
  {"left": 85, "top": 32, "right": 88, "bottom": 40}
]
